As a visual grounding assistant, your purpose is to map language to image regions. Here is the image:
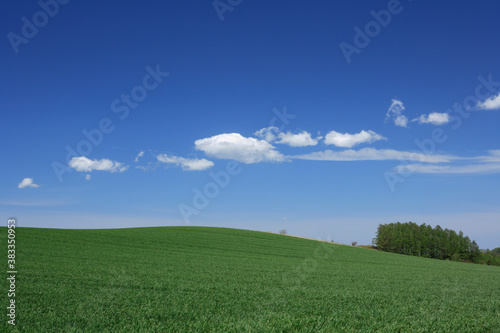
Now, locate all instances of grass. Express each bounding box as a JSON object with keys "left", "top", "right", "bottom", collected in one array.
[{"left": 1, "top": 226, "right": 499, "bottom": 332}]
